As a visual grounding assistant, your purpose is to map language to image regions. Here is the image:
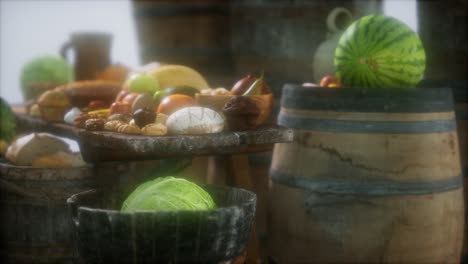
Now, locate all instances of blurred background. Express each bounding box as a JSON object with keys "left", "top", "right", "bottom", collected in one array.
[{"left": 0, "top": 0, "right": 420, "bottom": 104}]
